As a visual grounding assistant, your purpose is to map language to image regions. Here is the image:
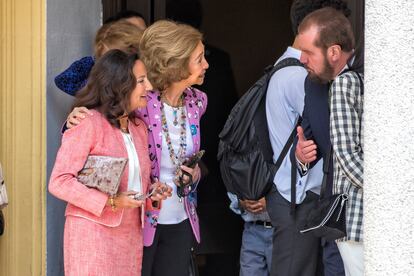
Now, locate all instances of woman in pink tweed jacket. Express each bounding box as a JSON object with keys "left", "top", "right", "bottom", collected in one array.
[{"left": 49, "top": 50, "right": 170, "bottom": 276}]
